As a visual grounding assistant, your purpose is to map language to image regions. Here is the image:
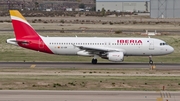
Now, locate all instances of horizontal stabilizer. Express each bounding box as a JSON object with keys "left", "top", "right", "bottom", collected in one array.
[
  {"left": 12, "top": 40, "right": 29, "bottom": 44},
  {"left": 6, "top": 38, "right": 29, "bottom": 46}
]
